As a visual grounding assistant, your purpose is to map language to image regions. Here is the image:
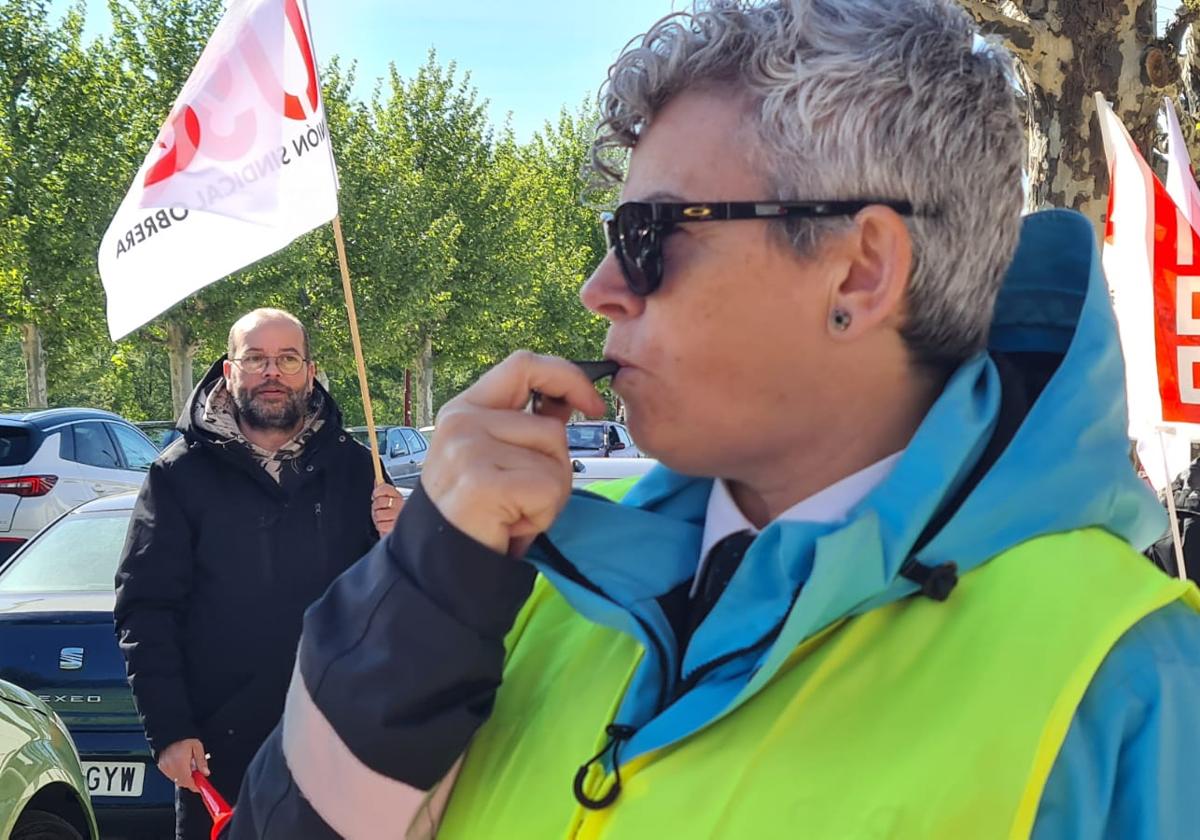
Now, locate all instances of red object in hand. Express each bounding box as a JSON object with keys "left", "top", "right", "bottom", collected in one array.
[{"left": 192, "top": 770, "right": 233, "bottom": 839}]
